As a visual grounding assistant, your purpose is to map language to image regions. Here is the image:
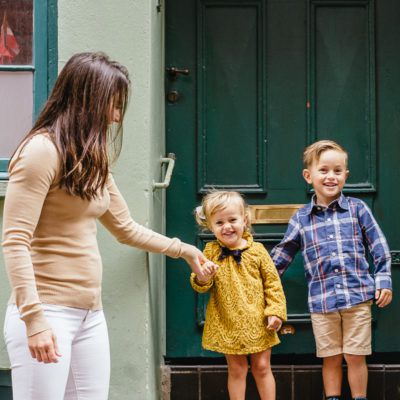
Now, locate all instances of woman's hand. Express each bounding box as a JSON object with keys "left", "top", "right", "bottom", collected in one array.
[
  {"left": 267, "top": 316, "right": 283, "bottom": 332},
  {"left": 28, "top": 329, "right": 61, "bottom": 363},
  {"left": 180, "top": 243, "right": 217, "bottom": 281}
]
